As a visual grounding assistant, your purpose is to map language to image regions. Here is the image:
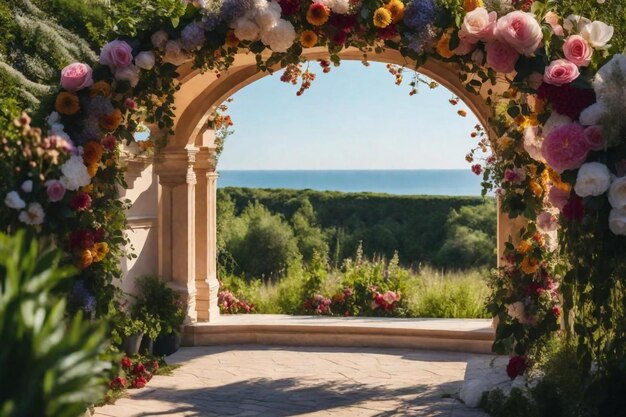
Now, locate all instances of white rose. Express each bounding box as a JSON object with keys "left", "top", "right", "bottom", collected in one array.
[
  {"left": 581, "top": 21, "right": 614, "bottom": 49},
  {"left": 506, "top": 301, "right": 526, "bottom": 322},
  {"left": 255, "top": 1, "right": 281, "bottom": 31},
  {"left": 563, "top": 14, "right": 591, "bottom": 34},
  {"left": 115, "top": 64, "right": 141, "bottom": 87},
  {"left": 593, "top": 54, "right": 626, "bottom": 100},
  {"left": 574, "top": 162, "right": 612, "bottom": 197},
  {"left": 18, "top": 202, "right": 45, "bottom": 226},
  {"left": 163, "top": 40, "right": 191, "bottom": 66},
  {"left": 4, "top": 191, "right": 26, "bottom": 210},
  {"left": 332, "top": 0, "right": 350, "bottom": 14},
  {"left": 609, "top": 208, "right": 626, "bottom": 235},
  {"left": 232, "top": 17, "right": 260, "bottom": 42},
  {"left": 21, "top": 180, "right": 33, "bottom": 193},
  {"left": 151, "top": 30, "right": 169, "bottom": 49},
  {"left": 523, "top": 126, "right": 545, "bottom": 162},
  {"left": 459, "top": 8, "right": 496, "bottom": 42},
  {"left": 260, "top": 19, "right": 296, "bottom": 53},
  {"left": 135, "top": 51, "right": 156, "bottom": 70},
  {"left": 543, "top": 111, "right": 572, "bottom": 138},
  {"left": 579, "top": 102, "right": 606, "bottom": 126},
  {"left": 609, "top": 177, "right": 626, "bottom": 209},
  {"left": 60, "top": 155, "right": 91, "bottom": 191}
]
